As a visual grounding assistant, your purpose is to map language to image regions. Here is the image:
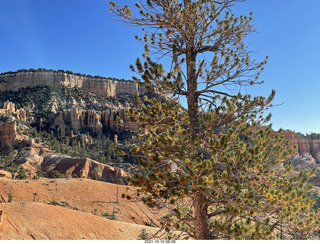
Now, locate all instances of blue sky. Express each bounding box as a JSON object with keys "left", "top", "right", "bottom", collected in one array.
[{"left": 0, "top": 0, "right": 320, "bottom": 134}]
